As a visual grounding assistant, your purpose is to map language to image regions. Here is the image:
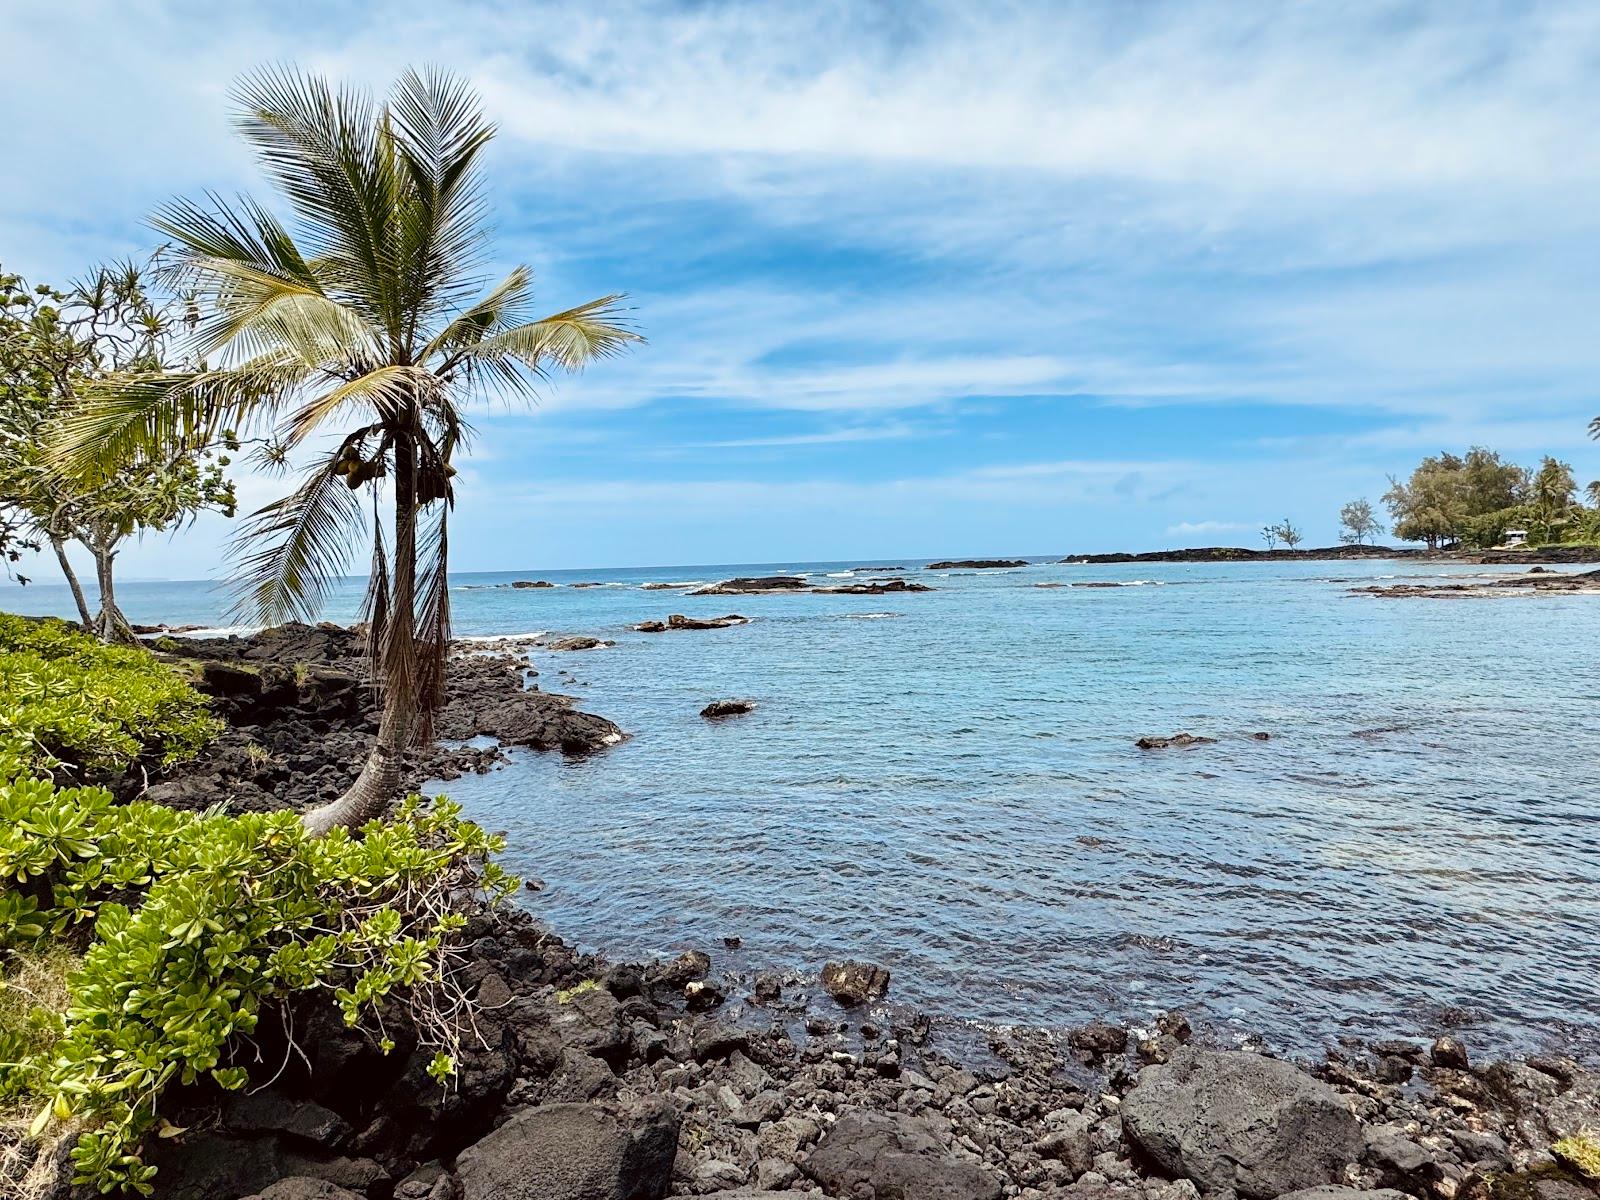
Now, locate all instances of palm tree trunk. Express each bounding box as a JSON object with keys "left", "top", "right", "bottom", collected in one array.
[
  {"left": 301, "top": 700, "right": 410, "bottom": 836},
  {"left": 51, "top": 537, "right": 93, "bottom": 631},
  {"left": 302, "top": 429, "right": 420, "bottom": 835}
]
